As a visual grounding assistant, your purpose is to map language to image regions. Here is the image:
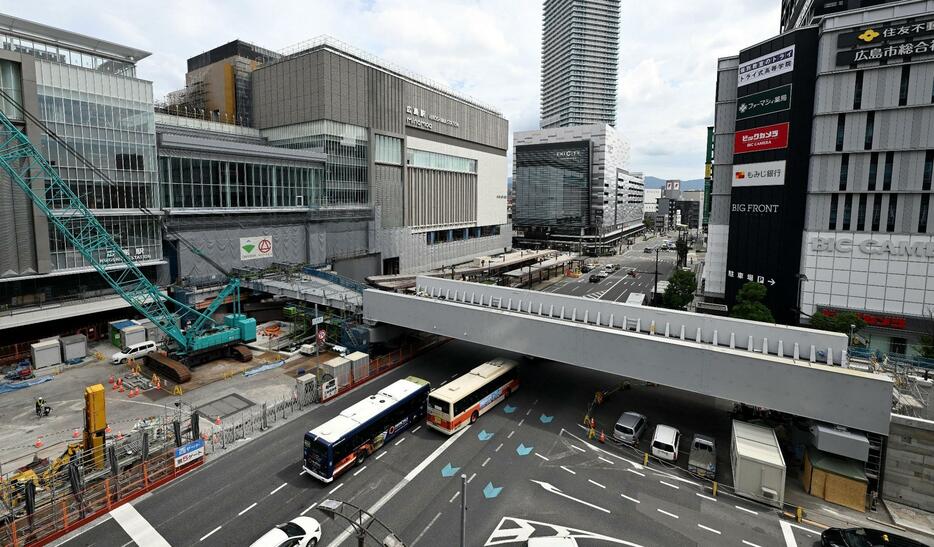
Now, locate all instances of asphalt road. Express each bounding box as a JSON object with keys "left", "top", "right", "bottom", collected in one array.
[
  {"left": 540, "top": 237, "right": 680, "bottom": 304},
  {"left": 60, "top": 340, "right": 822, "bottom": 547}
]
